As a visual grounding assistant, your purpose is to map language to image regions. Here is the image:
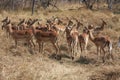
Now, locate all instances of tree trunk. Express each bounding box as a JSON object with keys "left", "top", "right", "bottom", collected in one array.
[
  {"left": 107, "top": 0, "right": 113, "bottom": 10},
  {"left": 32, "top": 0, "right": 35, "bottom": 15}
]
